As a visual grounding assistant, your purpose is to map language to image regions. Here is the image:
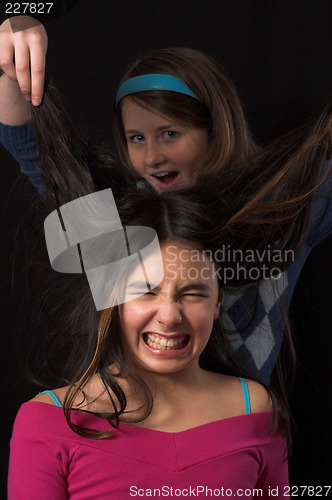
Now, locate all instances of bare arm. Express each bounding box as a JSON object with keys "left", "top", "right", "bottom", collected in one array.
[{"left": 0, "top": 16, "right": 47, "bottom": 125}]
